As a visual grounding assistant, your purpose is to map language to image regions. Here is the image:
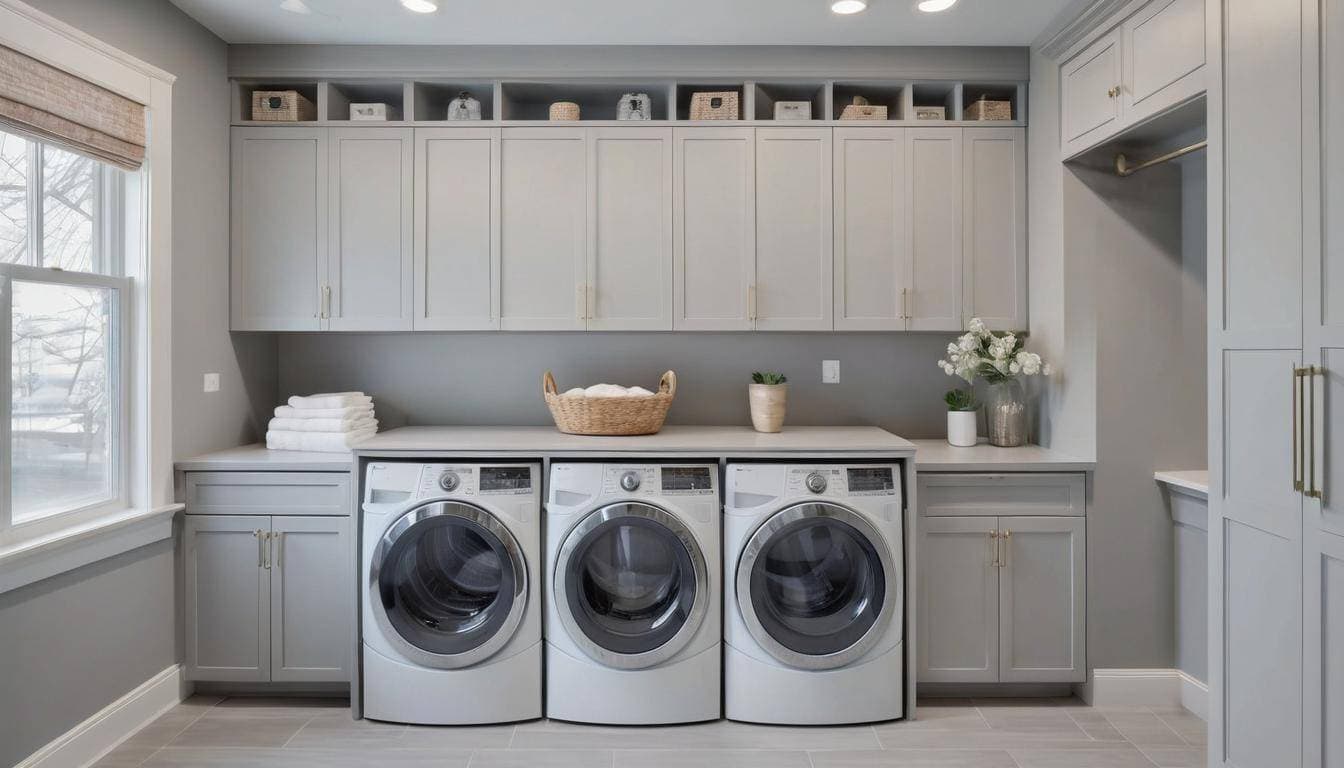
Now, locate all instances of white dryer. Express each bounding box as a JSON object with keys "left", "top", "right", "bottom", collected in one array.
[
  {"left": 724, "top": 463, "right": 904, "bottom": 725},
  {"left": 546, "top": 463, "right": 721, "bottom": 724},
  {"left": 361, "top": 462, "right": 541, "bottom": 724}
]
